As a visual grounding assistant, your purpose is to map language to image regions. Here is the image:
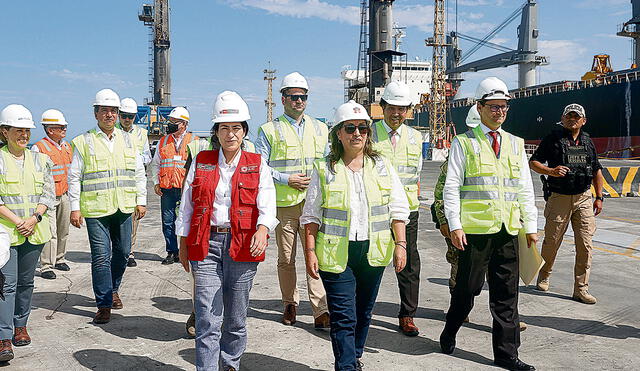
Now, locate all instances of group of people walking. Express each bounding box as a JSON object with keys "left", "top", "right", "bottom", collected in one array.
[{"left": 0, "top": 73, "right": 605, "bottom": 371}]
